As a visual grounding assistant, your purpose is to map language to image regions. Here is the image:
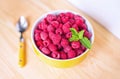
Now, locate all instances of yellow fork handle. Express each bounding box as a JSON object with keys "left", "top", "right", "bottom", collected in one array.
[{"left": 19, "top": 40, "right": 25, "bottom": 67}]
